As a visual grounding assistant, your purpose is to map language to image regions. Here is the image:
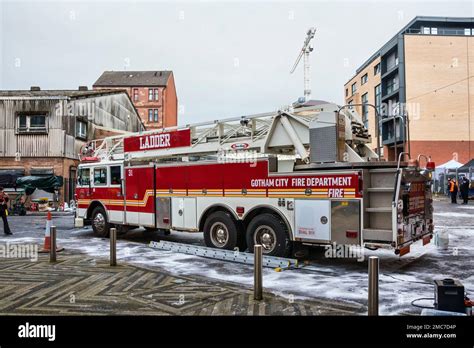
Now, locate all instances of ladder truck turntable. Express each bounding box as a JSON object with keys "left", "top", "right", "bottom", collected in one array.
[{"left": 75, "top": 101, "right": 435, "bottom": 257}]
